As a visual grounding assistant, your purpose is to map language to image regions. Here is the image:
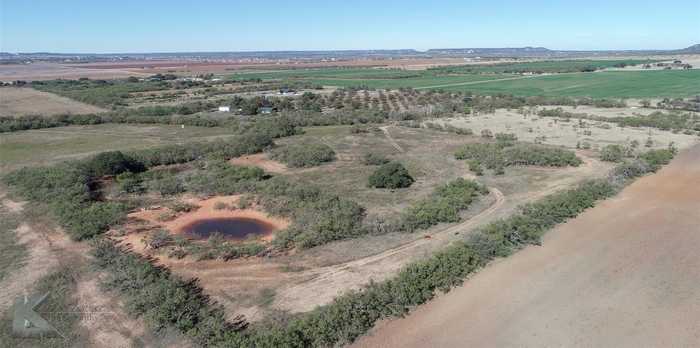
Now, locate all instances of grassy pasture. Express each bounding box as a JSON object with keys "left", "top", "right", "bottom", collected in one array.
[
  {"left": 277, "top": 125, "right": 482, "bottom": 218},
  {"left": 0, "top": 87, "right": 106, "bottom": 117},
  {"left": 0, "top": 124, "right": 235, "bottom": 173}
]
